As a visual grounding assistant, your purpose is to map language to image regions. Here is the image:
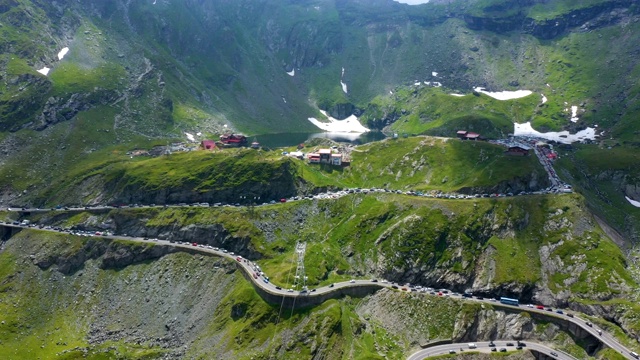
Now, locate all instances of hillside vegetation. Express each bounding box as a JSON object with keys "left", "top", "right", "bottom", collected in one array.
[
  {"left": 12, "top": 137, "right": 548, "bottom": 207},
  {"left": 20, "top": 192, "right": 639, "bottom": 341},
  {"left": 0, "top": 228, "right": 630, "bottom": 359}
]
